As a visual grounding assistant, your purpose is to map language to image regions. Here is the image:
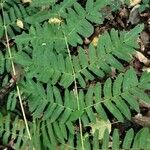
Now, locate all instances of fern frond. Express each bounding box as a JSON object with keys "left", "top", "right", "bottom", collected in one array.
[
  {"left": 1, "top": 114, "right": 150, "bottom": 150},
  {"left": 0, "top": 0, "right": 149, "bottom": 149},
  {"left": 102, "top": 127, "right": 150, "bottom": 150},
  {"left": 0, "top": 51, "right": 5, "bottom": 74},
  {"left": 79, "top": 68, "right": 150, "bottom": 124},
  {"left": 34, "top": 123, "right": 150, "bottom": 150},
  {"left": 25, "top": 0, "right": 76, "bottom": 24},
  {"left": 30, "top": 0, "right": 56, "bottom": 7},
  {"left": 0, "top": 2, "right": 30, "bottom": 38},
  {"left": 25, "top": 0, "right": 108, "bottom": 24},
  {"left": 13, "top": 24, "right": 143, "bottom": 88},
  {"left": 18, "top": 67, "right": 150, "bottom": 126},
  {"left": 0, "top": 0, "right": 20, "bottom": 11},
  {"left": 0, "top": 113, "right": 30, "bottom": 149},
  {"left": 20, "top": 80, "right": 78, "bottom": 124},
  {"left": 14, "top": 0, "right": 111, "bottom": 47}
]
